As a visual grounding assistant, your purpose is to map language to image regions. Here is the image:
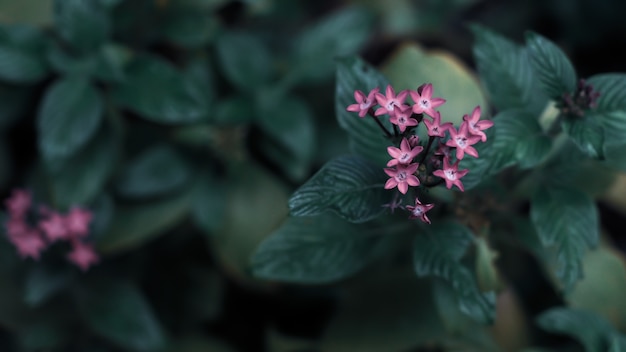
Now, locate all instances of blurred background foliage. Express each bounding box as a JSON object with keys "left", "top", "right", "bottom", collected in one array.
[{"left": 0, "top": 0, "right": 626, "bottom": 351}]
